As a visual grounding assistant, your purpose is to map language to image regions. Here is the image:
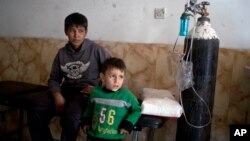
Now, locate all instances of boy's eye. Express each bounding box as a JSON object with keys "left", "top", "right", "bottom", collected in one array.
[
  {"left": 109, "top": 74, "right": 116, "bottom": 78},
  {"left": 68, "top": 26, "right": 85, "bottom": 33},
  {"left": 68, "top": 28, "right": 74, "bottom": 32},
  {"left": 108, "top": 75, "right": 124, "bottom": 79},
  {"left": 119, "top": 75, "right": 124, "bottom": 79},
  {"left": 77, "top": 28, "right": 85, "bottom": 33}
]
